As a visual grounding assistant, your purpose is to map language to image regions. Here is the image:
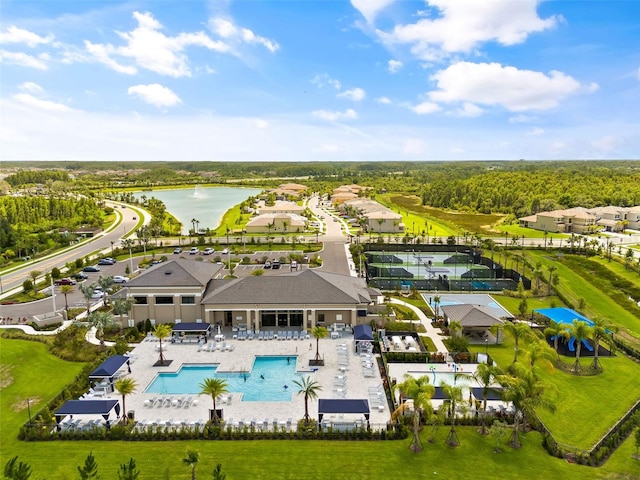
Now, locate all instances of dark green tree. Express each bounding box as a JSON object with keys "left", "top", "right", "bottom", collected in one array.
[{"left": 77, "top": 452, "right": 99, "bottom": 479}]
